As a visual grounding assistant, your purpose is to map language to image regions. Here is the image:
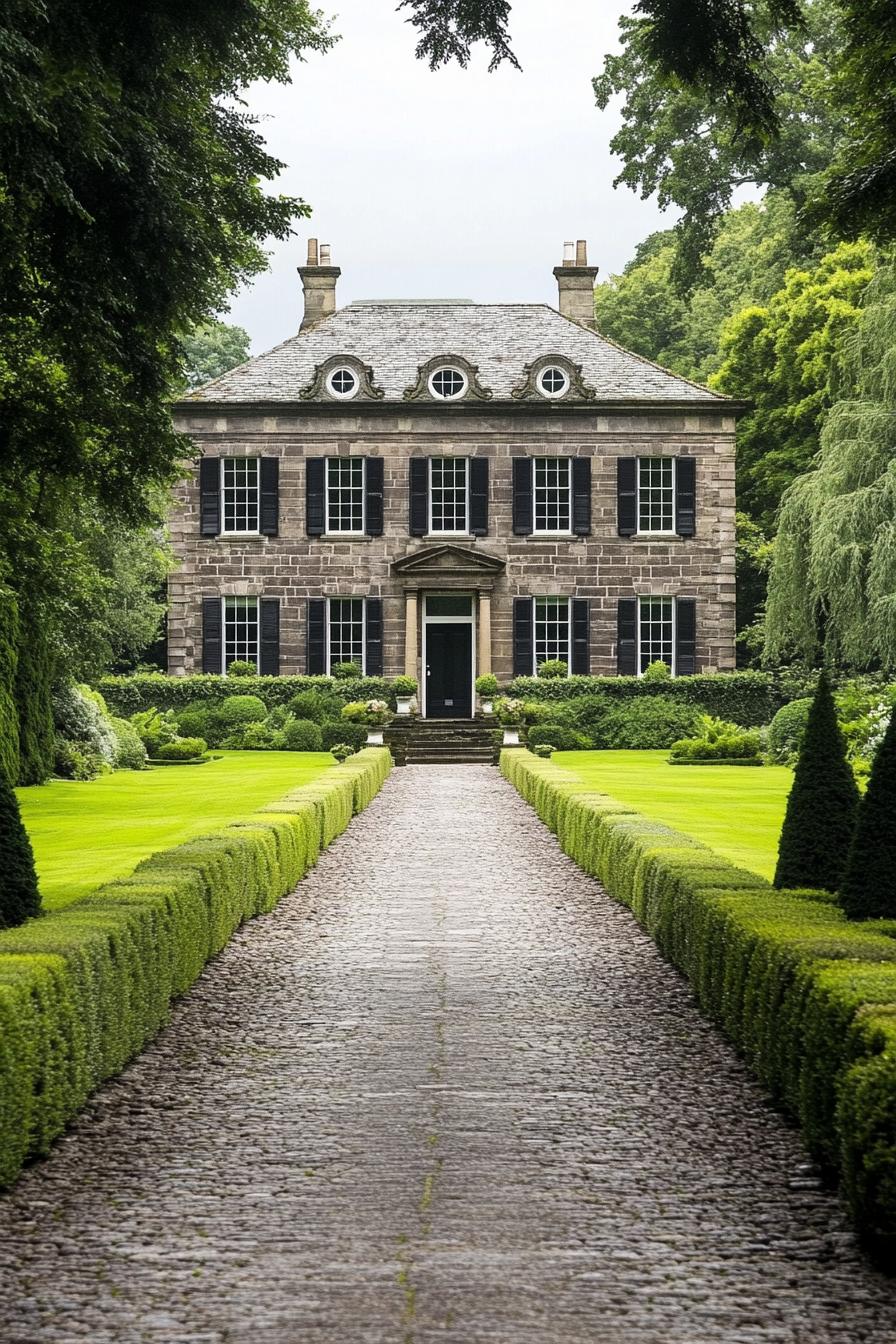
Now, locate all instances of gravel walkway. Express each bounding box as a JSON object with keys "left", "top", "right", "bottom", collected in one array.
[{"left": 1, "top": 766, "right": 894, "bottom": 1343}]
